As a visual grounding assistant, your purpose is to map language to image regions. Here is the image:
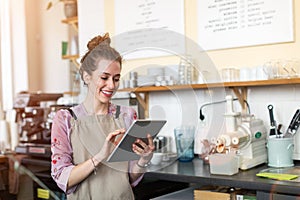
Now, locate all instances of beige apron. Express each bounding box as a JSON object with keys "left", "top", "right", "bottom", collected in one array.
[{"left": 67, "top": 109, "right": 134, "bottom": 200}]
